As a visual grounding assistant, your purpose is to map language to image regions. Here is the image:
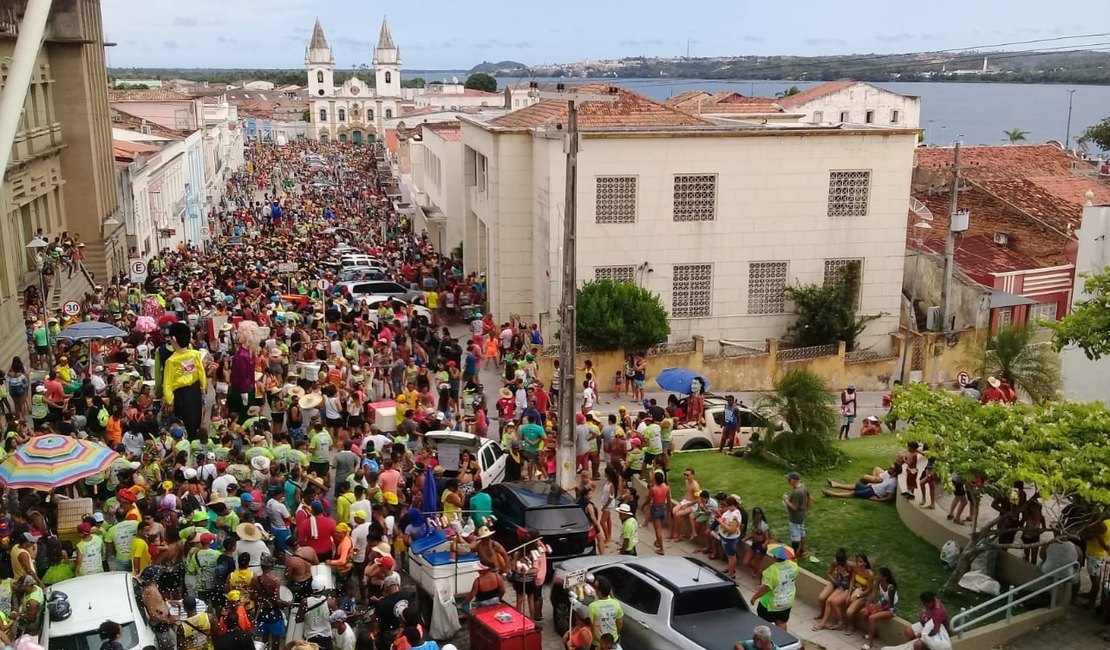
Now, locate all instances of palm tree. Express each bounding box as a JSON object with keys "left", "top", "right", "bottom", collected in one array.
[
  {"left": 756, "top": 370, "right": 839, "bottom": 467},
  {"left": 981, "top": 325, "right": 1060, "bottom": 403},
  {"left": 1003, "top": 128, "right": 1029, "bottom": 144},
  {"left": 775, "top": 85, "right": 801, "bottom": 99}
]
